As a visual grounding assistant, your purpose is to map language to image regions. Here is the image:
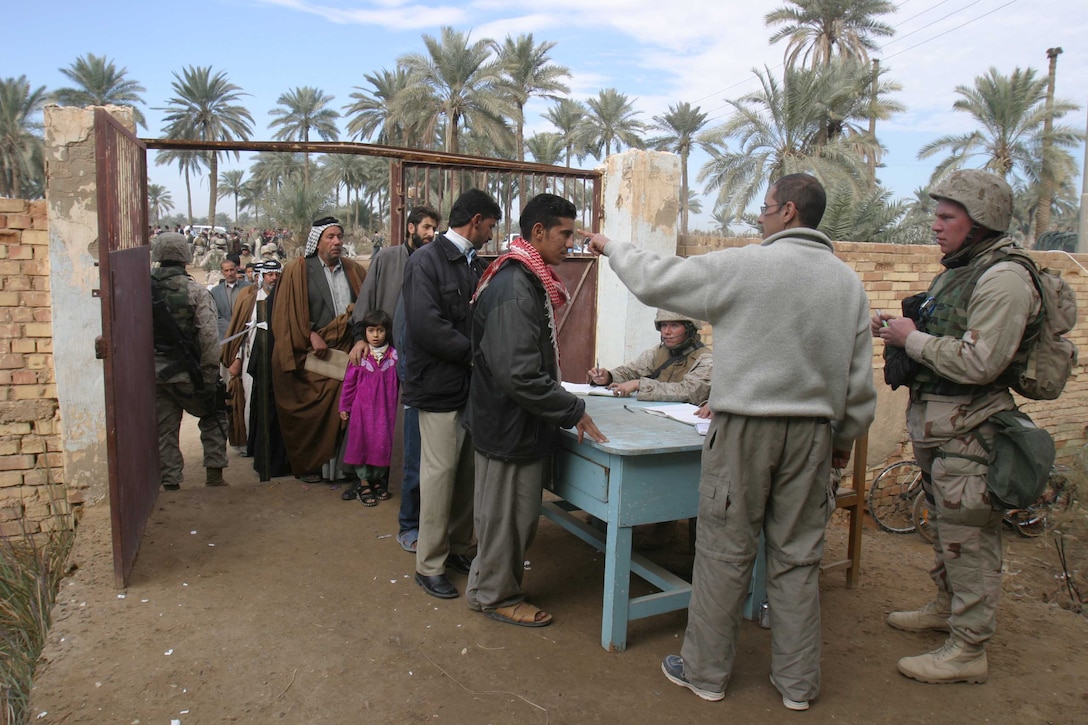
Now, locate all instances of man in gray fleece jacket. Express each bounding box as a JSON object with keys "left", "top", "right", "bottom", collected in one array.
[{"left": 585, "top": 173, "right": 876, "bottom": 712}]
